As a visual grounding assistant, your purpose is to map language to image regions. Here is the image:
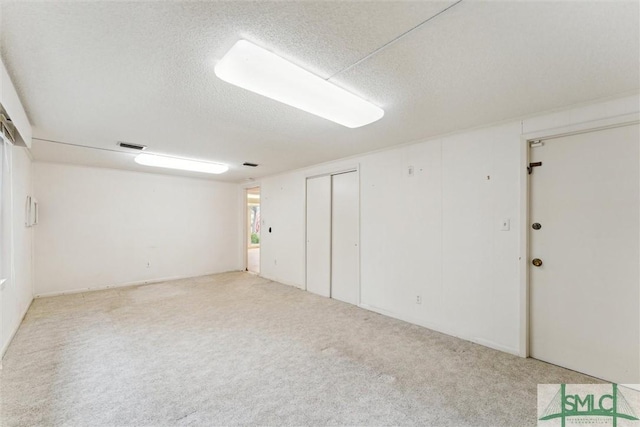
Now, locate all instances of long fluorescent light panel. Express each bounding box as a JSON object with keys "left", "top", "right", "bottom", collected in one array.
[
  {"left": 215, "top": 40, "right": 384, "bottom": 128},
  {"left": 135, "top": 153, "right": 229, "bottom": 174}
]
